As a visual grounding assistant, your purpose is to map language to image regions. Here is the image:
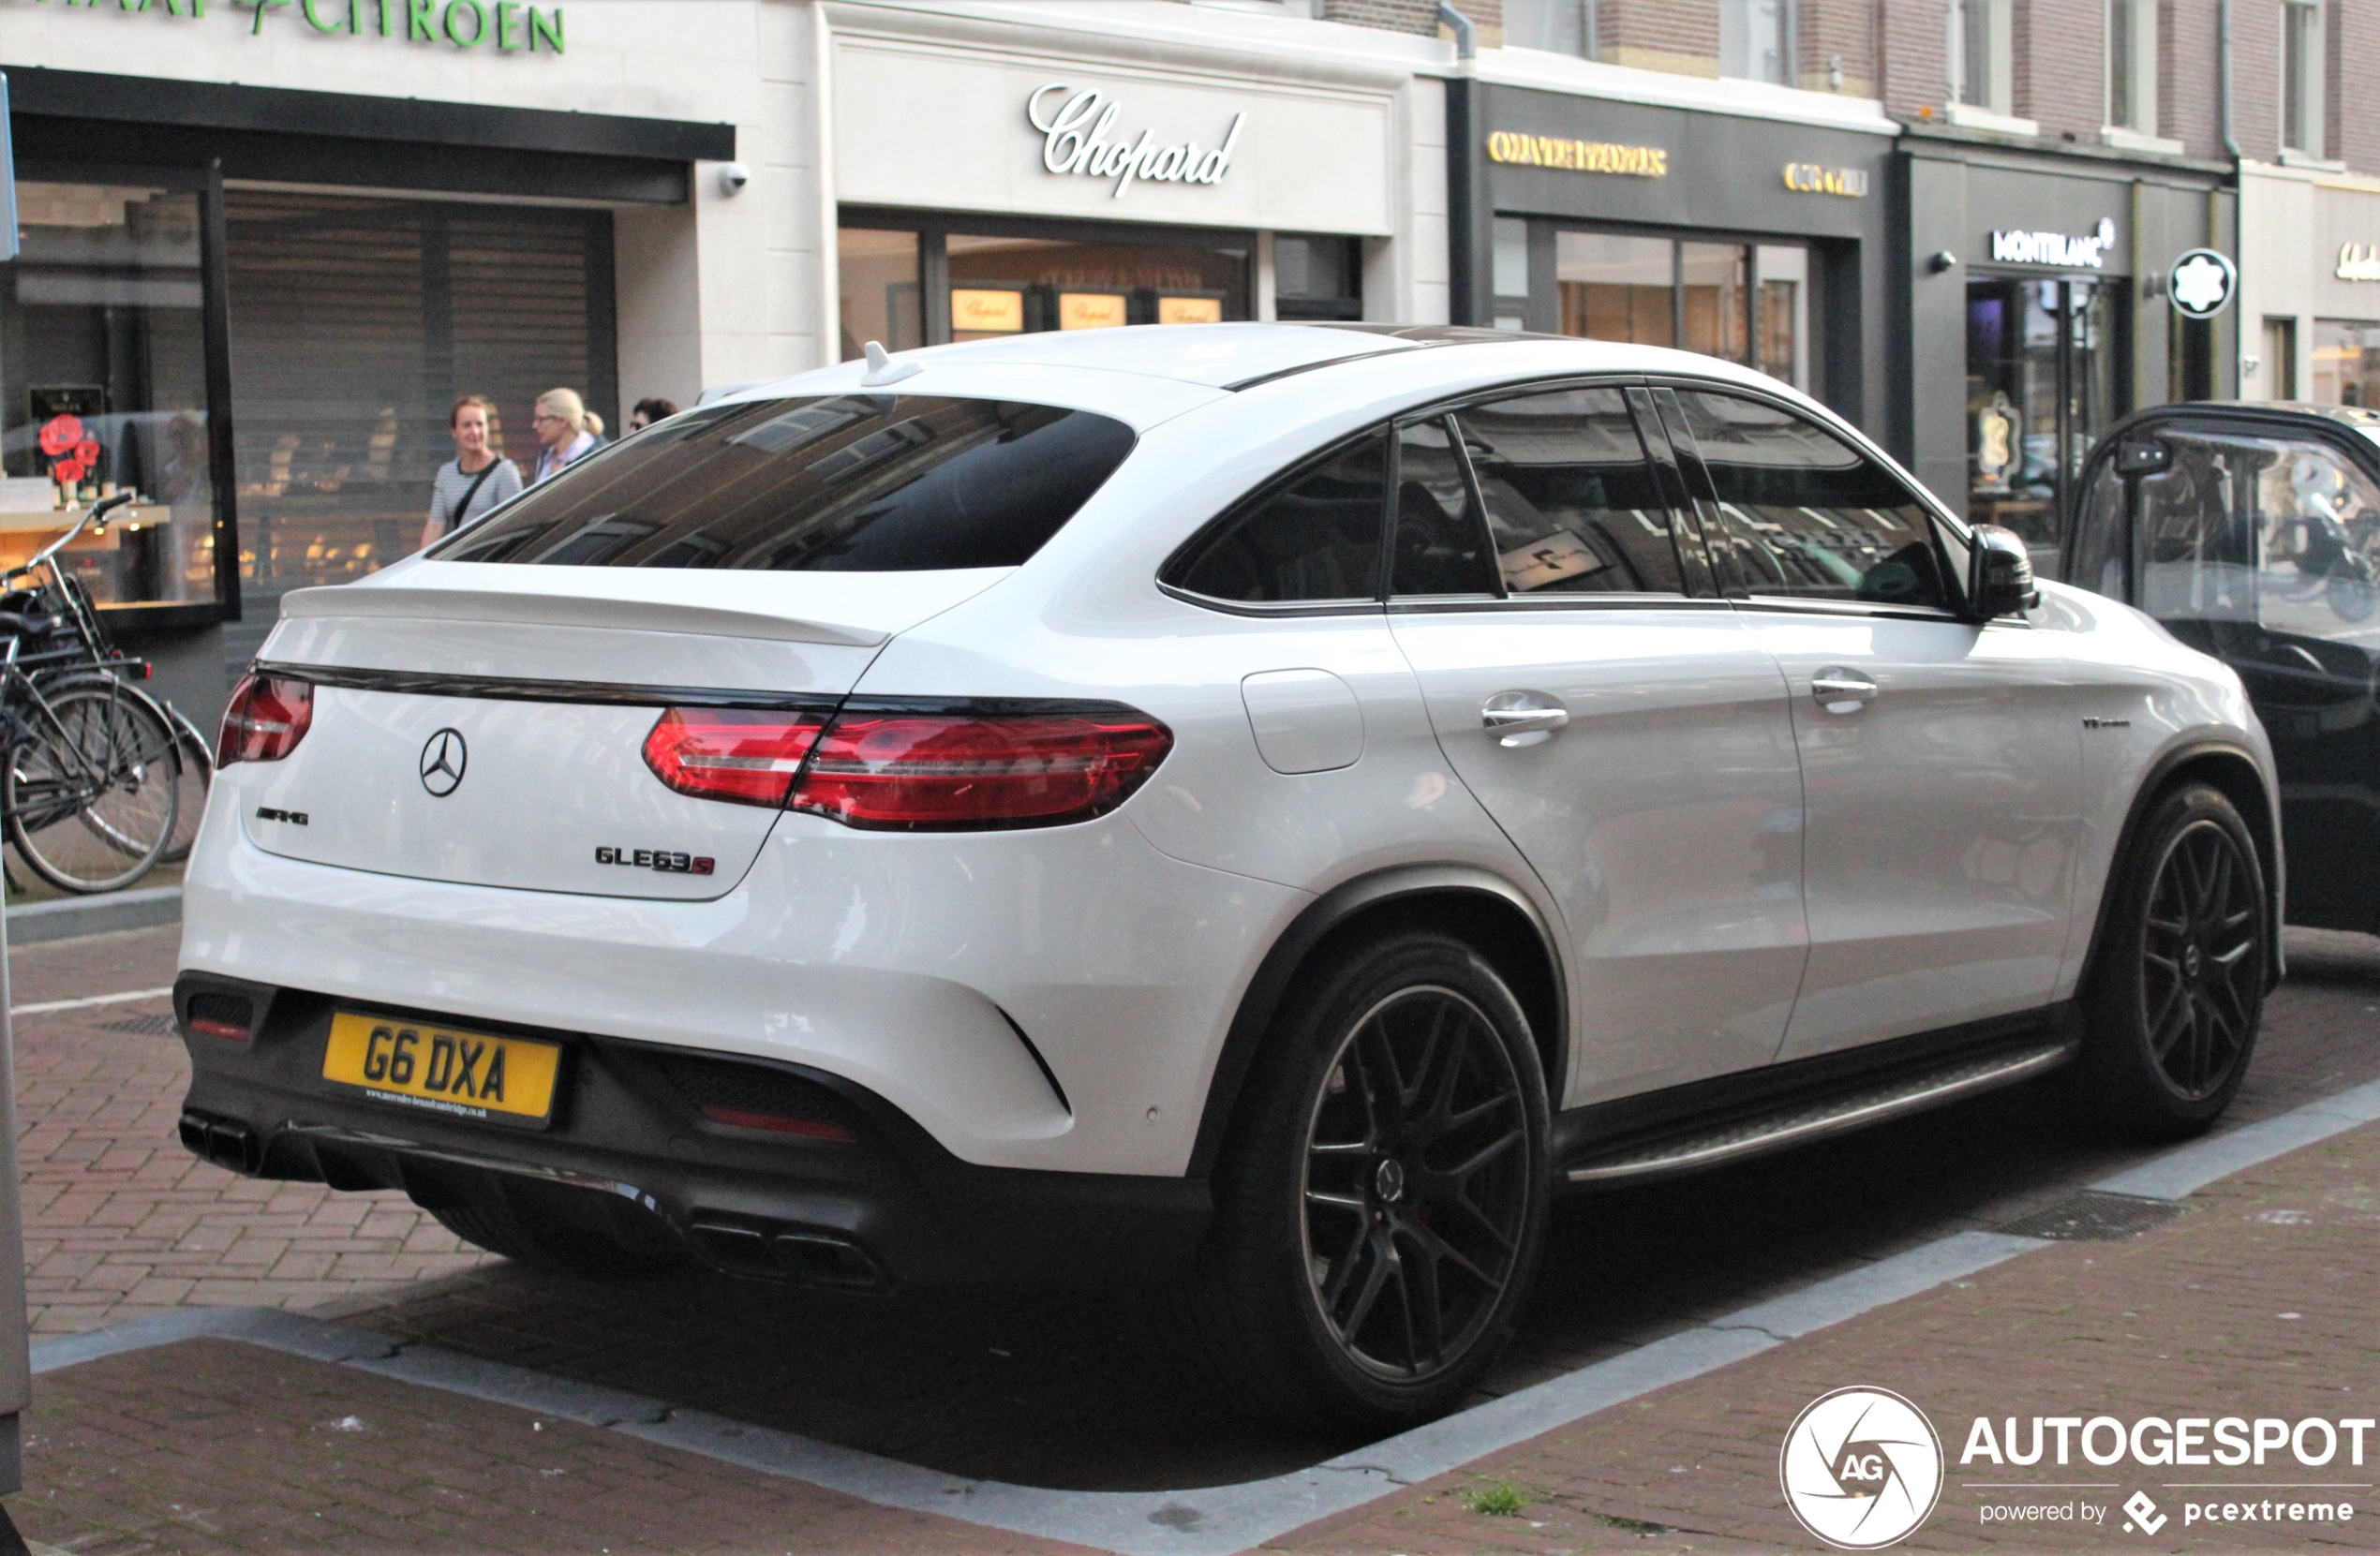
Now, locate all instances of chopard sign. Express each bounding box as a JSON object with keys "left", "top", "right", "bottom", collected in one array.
[
  {"left": 2338, "top": 244, "right": 2380, "bottom": 281},
  {"left": 1027, "top": 84, "right": 1244, "bottom": 199}
]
